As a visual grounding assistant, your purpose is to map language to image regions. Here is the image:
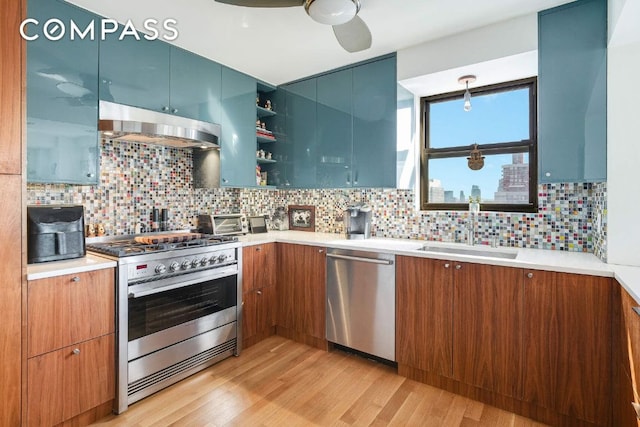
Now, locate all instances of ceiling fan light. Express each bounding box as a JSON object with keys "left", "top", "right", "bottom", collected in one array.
[{"left": 305, "top": 0, "right": 359, "bottom": 25}]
